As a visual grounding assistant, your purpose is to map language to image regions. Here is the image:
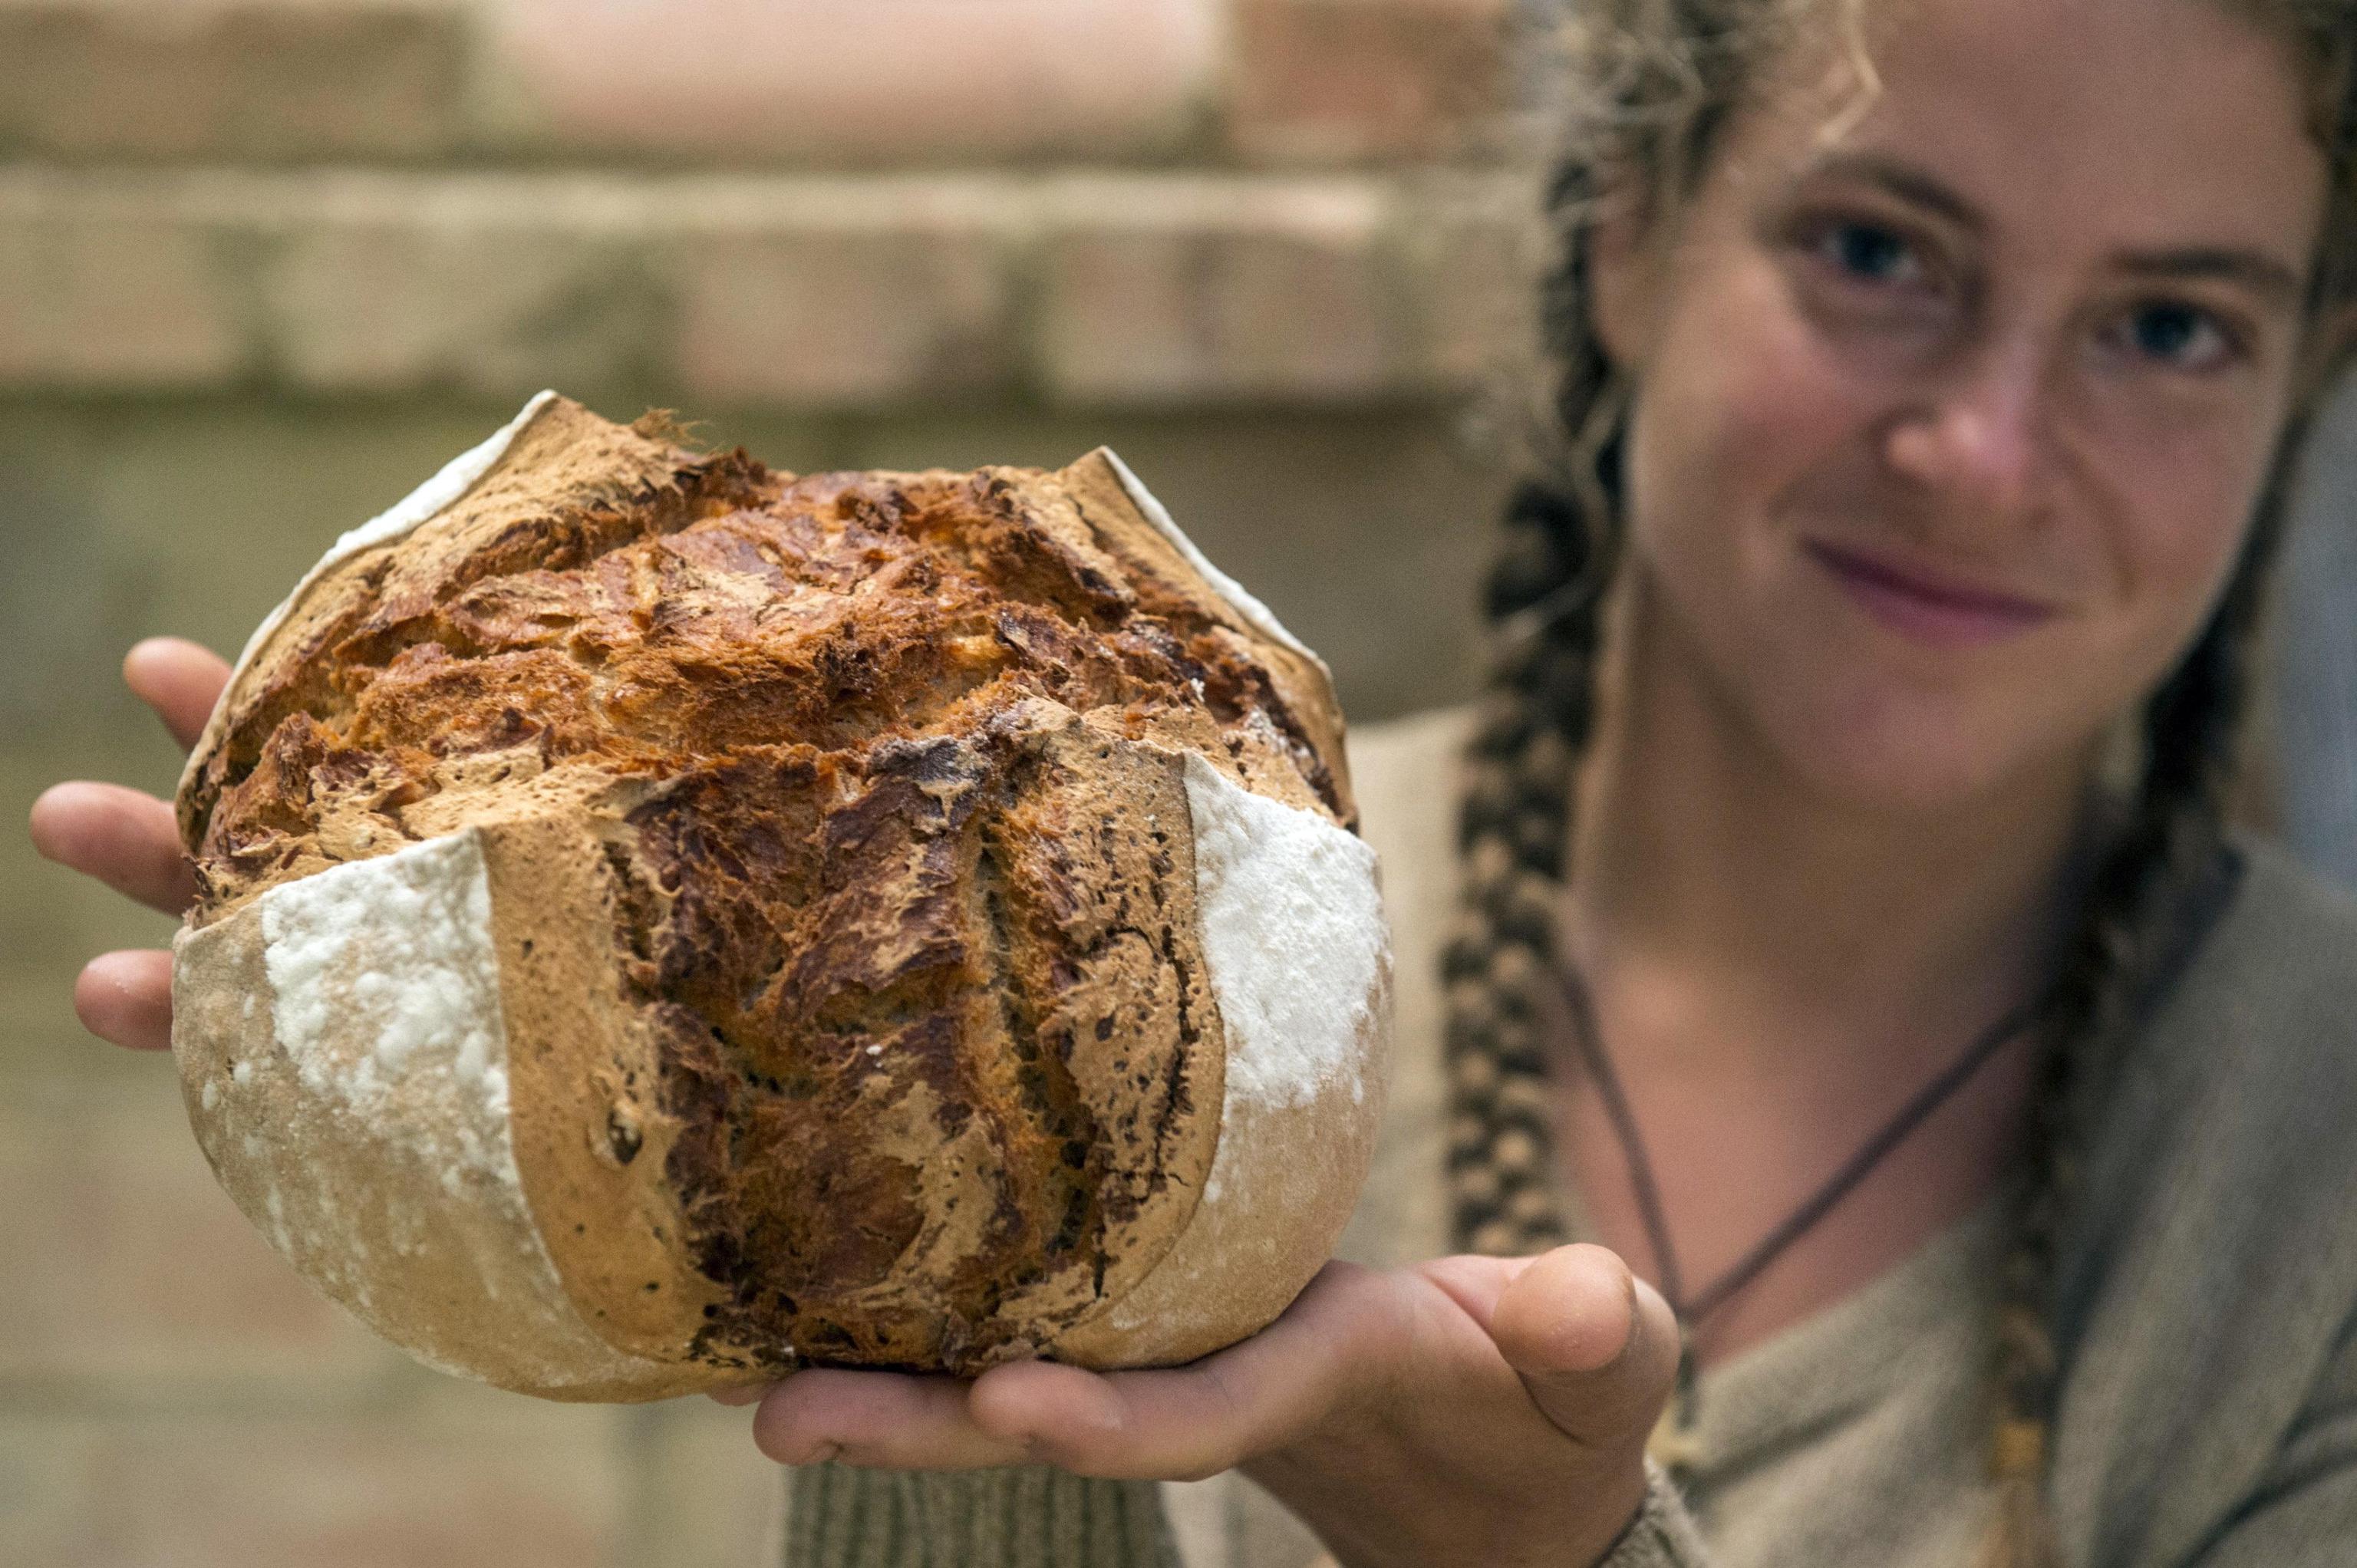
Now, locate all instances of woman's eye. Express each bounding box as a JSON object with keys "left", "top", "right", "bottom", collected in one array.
[
  {"left": 2110, "top": 301, "right": 2240, "bottom": 371},
  {"left": 1811, "top": 219, "right": 1928, "bottom": 289}
]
